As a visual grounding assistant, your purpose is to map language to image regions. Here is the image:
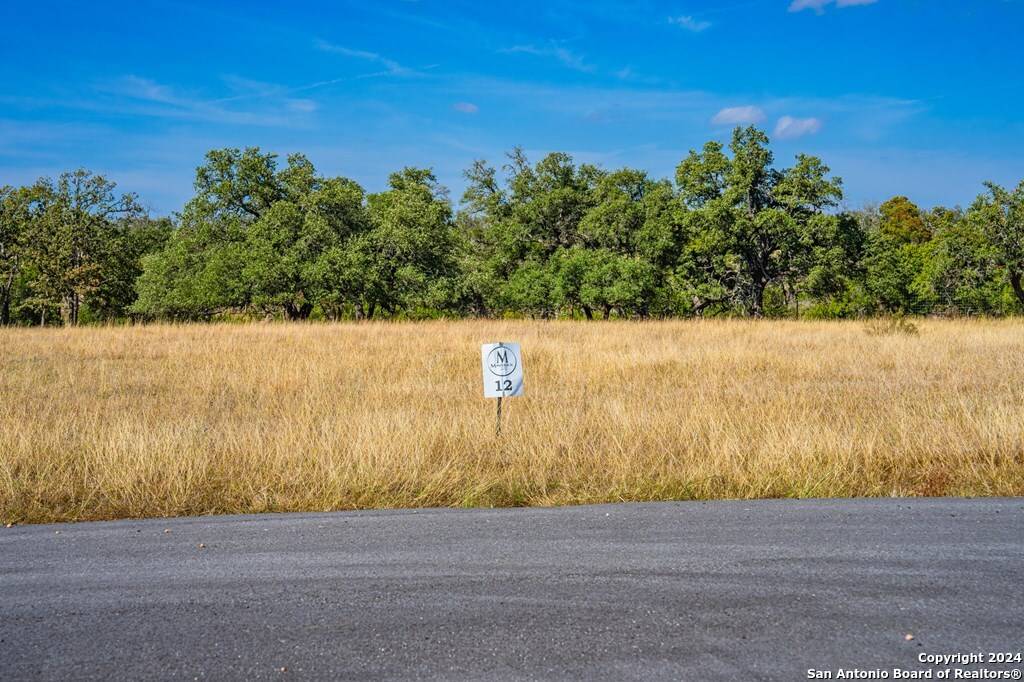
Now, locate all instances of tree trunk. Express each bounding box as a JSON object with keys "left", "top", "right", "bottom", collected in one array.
[
  {"left": 582, "top": 305, "right": 593, "bottom": 321},
  {"left": 366, "top": 302, "right": 376, "bottom": 320},
  {"left": 1010, "top": 269, "right": 1024, "bottom": 308},
  {"left": 63, "top": 293, "right": 80, "bottom": 326},
  {"left": 284, "top": 302, "right": 314, "bottom": 321},
  {"left": 750, "top": 281, "right": 766, "bottom": 318},
  {"left": 0, "top": 272, "right": 12, "bottom": 325},
  {"left": 784, "top": 281, "right": 798, "bottom": 318}
]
